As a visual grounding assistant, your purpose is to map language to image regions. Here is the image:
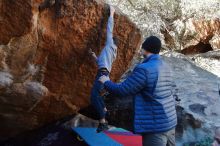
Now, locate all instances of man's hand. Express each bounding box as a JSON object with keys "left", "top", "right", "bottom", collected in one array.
[
  {"left": 99, "top": 75, "right": 110, "bottom": 84},
  {"left": 88, "top": 48, "right": 95, "bottom": 55},
  {"left": 110, "top": 6, "right": 115, "bottom": 17}
]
